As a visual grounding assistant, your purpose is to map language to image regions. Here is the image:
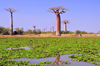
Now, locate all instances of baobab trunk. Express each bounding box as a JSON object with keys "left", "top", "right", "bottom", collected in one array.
[
  {"left": 56, "top": 13, "right": 61, "bottom": 36},
  {"left": 10, "top": 12, "right": 13, "bottom": 35},
  {"left": 64, "top": 23, "right": 66, "bottom": 31}
]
